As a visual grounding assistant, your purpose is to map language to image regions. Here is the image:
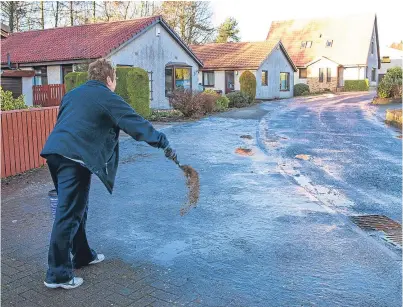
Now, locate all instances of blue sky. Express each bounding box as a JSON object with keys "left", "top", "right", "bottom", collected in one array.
[{"left": 211, "top": 0, "right": 402, "bottom": 49}]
